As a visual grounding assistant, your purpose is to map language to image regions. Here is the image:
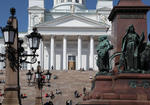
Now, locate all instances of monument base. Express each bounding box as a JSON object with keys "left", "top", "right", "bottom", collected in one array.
[
  {"left": 77, "top": 73, "right": 150, "bottom": 105},
  {"left": 2, "top": 90, "right": 19, "bottom": 105}
]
